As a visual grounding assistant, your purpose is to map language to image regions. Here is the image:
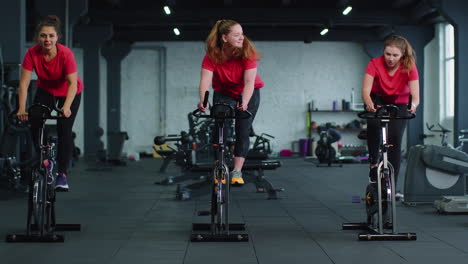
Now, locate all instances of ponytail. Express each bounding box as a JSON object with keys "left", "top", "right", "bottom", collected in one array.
[{"left": 205, "top": 20, "right": 225, "bottom": 63}]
